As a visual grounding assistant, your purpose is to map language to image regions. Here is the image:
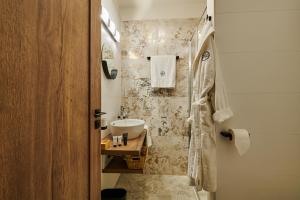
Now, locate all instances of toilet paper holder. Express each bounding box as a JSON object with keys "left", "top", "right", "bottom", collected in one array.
[
  {"left": 220, "top": 131, "right": 233, "bottom": 140},
  {"left": 220, "top": 130, "right": 250, "bottom": 141}
]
